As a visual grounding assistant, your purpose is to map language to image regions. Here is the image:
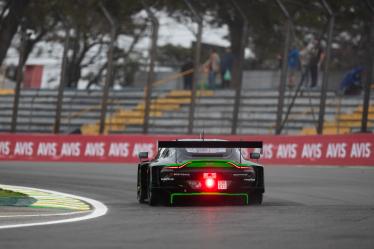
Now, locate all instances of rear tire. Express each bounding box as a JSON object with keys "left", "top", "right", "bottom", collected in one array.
[
  {"left": 147, "top": 173, "right": 159, "bottom": 206},
  {"left": 137, "top": 167, "right": 147, "bottom": 203},
  {"left": 248, "top": 192, "right": 263, "bottom": 205},
  {"left": 148, "top": 187, "right": 159, "bottom": 206},
  {"left": 137, "top": 184, "right": 146, "bottom": 204}
]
